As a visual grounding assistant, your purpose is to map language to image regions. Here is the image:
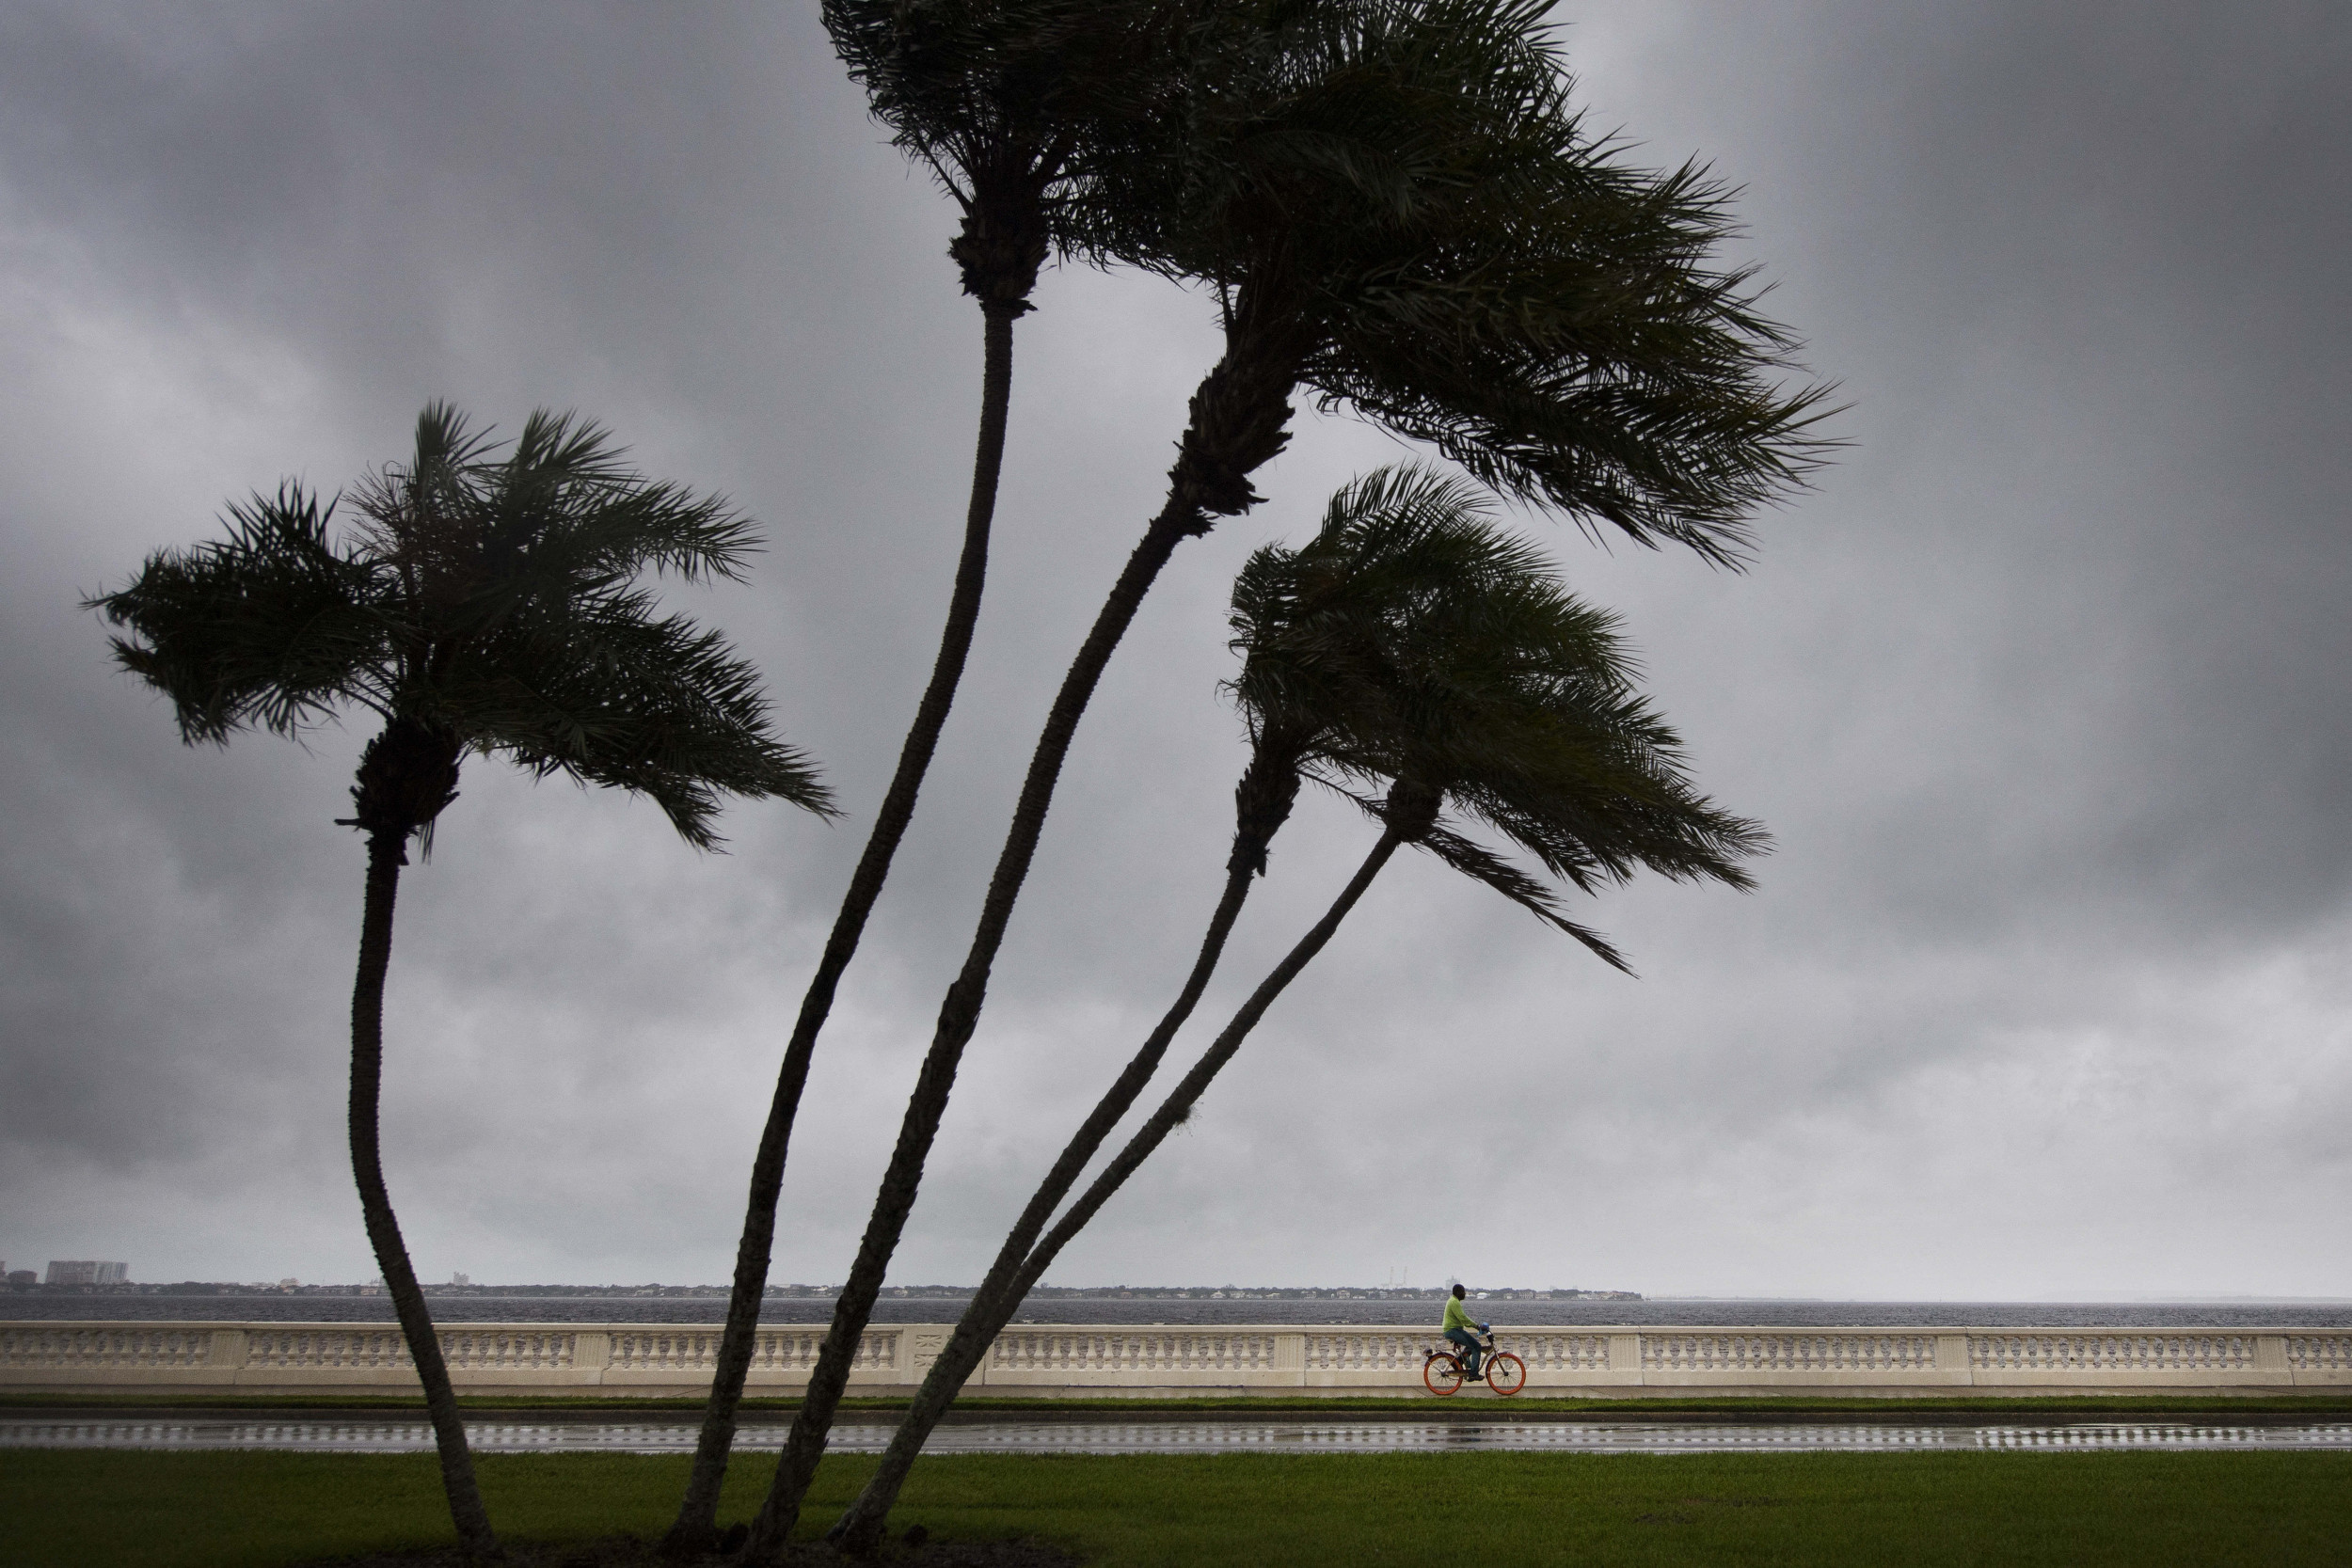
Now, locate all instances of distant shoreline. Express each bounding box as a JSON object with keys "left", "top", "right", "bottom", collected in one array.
[{"left": 1, "top": 1283, "right": 1642, "bottom": 1303}]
